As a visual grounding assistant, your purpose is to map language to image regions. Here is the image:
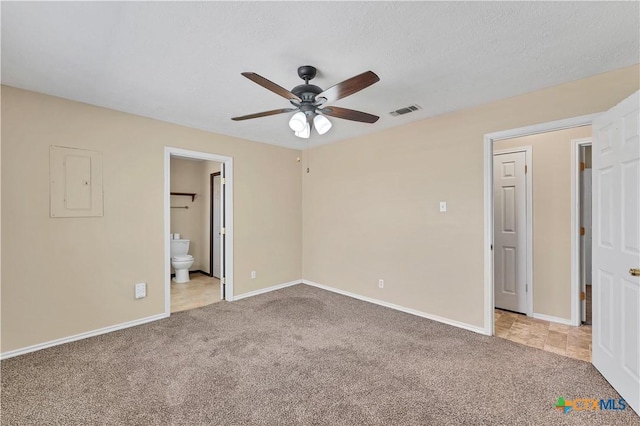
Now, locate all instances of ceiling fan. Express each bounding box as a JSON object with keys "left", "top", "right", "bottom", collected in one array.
[{"left": 231, "top": 65, "right": 380, "bottom": 138}]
